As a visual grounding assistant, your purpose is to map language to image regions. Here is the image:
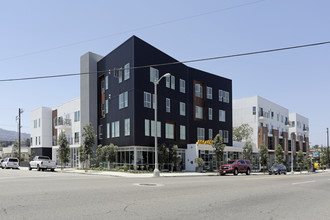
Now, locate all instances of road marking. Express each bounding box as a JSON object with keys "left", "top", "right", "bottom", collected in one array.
[{"left": 292, "top": 180, "right": 315, "bottom": 185}]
